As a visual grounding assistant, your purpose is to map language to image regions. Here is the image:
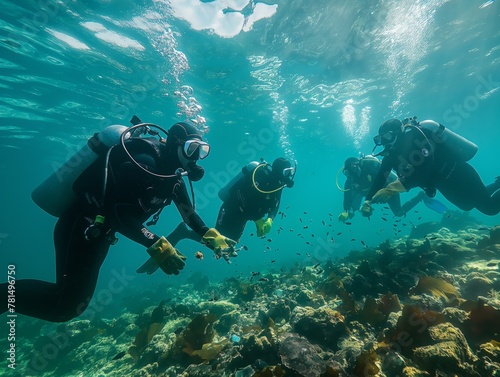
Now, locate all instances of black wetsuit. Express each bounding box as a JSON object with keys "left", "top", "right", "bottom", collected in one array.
[
  {"left": 366, "top": 125, "right": 500, "bottom": 215},
  {"left": 344, "top": 157, "right": 423, "bottom": 217},
  {"left": 1, "top": 138, "right": 208, "bottom": 322},
  {"left": 216, "top": 166, "right": 283, "bottom": 241}
]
